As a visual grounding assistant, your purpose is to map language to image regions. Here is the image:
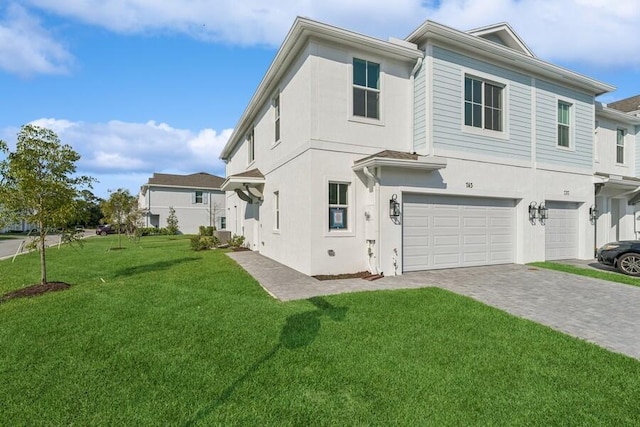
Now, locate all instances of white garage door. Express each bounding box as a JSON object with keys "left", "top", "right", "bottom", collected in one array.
[
  {"left": 402, "top": 194, "right": 515, "bottom": 272},
  {"left": 545, "top": 201, "right": 578, "bottom": 260}
]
